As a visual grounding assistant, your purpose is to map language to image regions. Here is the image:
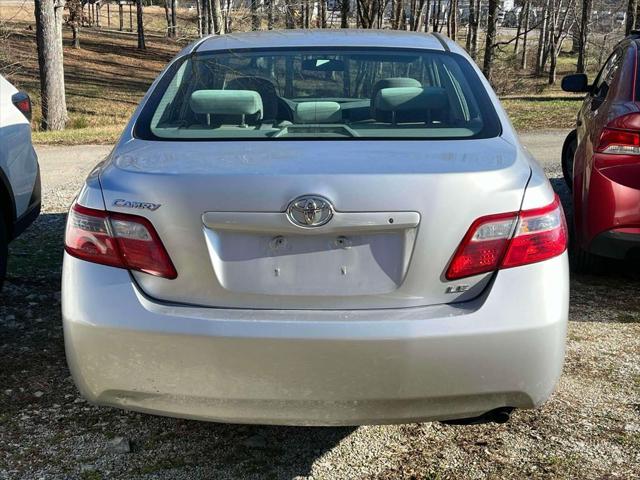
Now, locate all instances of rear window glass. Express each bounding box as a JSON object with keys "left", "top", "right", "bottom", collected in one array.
[{"left": 135, "top": 47, "right": 501, "bottom": 141}]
